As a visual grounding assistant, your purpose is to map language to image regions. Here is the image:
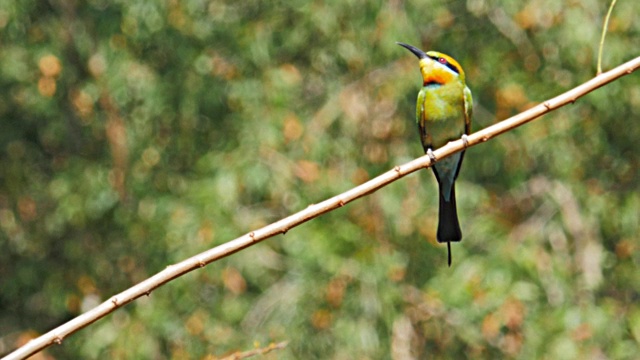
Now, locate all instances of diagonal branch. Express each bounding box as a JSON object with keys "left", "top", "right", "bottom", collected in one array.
[{"left": 4, "top": 55, "right": 639, "bottom": 360}]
